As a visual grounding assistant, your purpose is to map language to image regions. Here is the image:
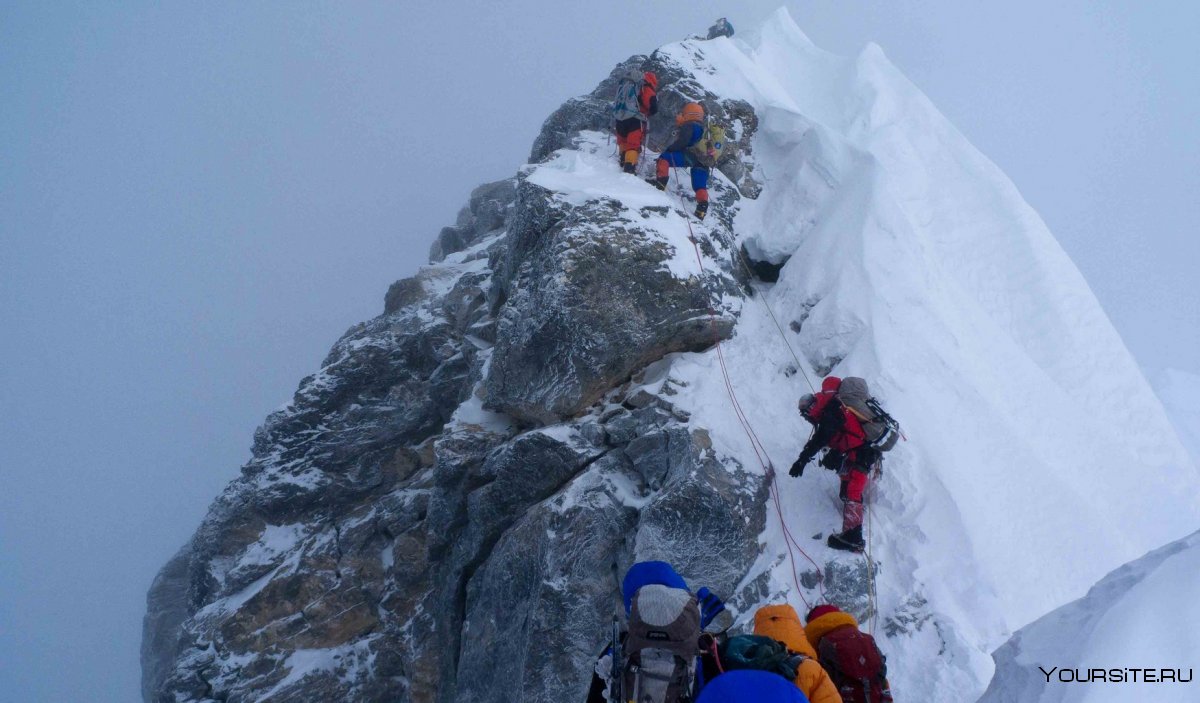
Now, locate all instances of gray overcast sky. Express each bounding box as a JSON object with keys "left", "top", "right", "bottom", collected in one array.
[{"left": 2, "top": 2, "right": 1196, "bottom": 700}]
